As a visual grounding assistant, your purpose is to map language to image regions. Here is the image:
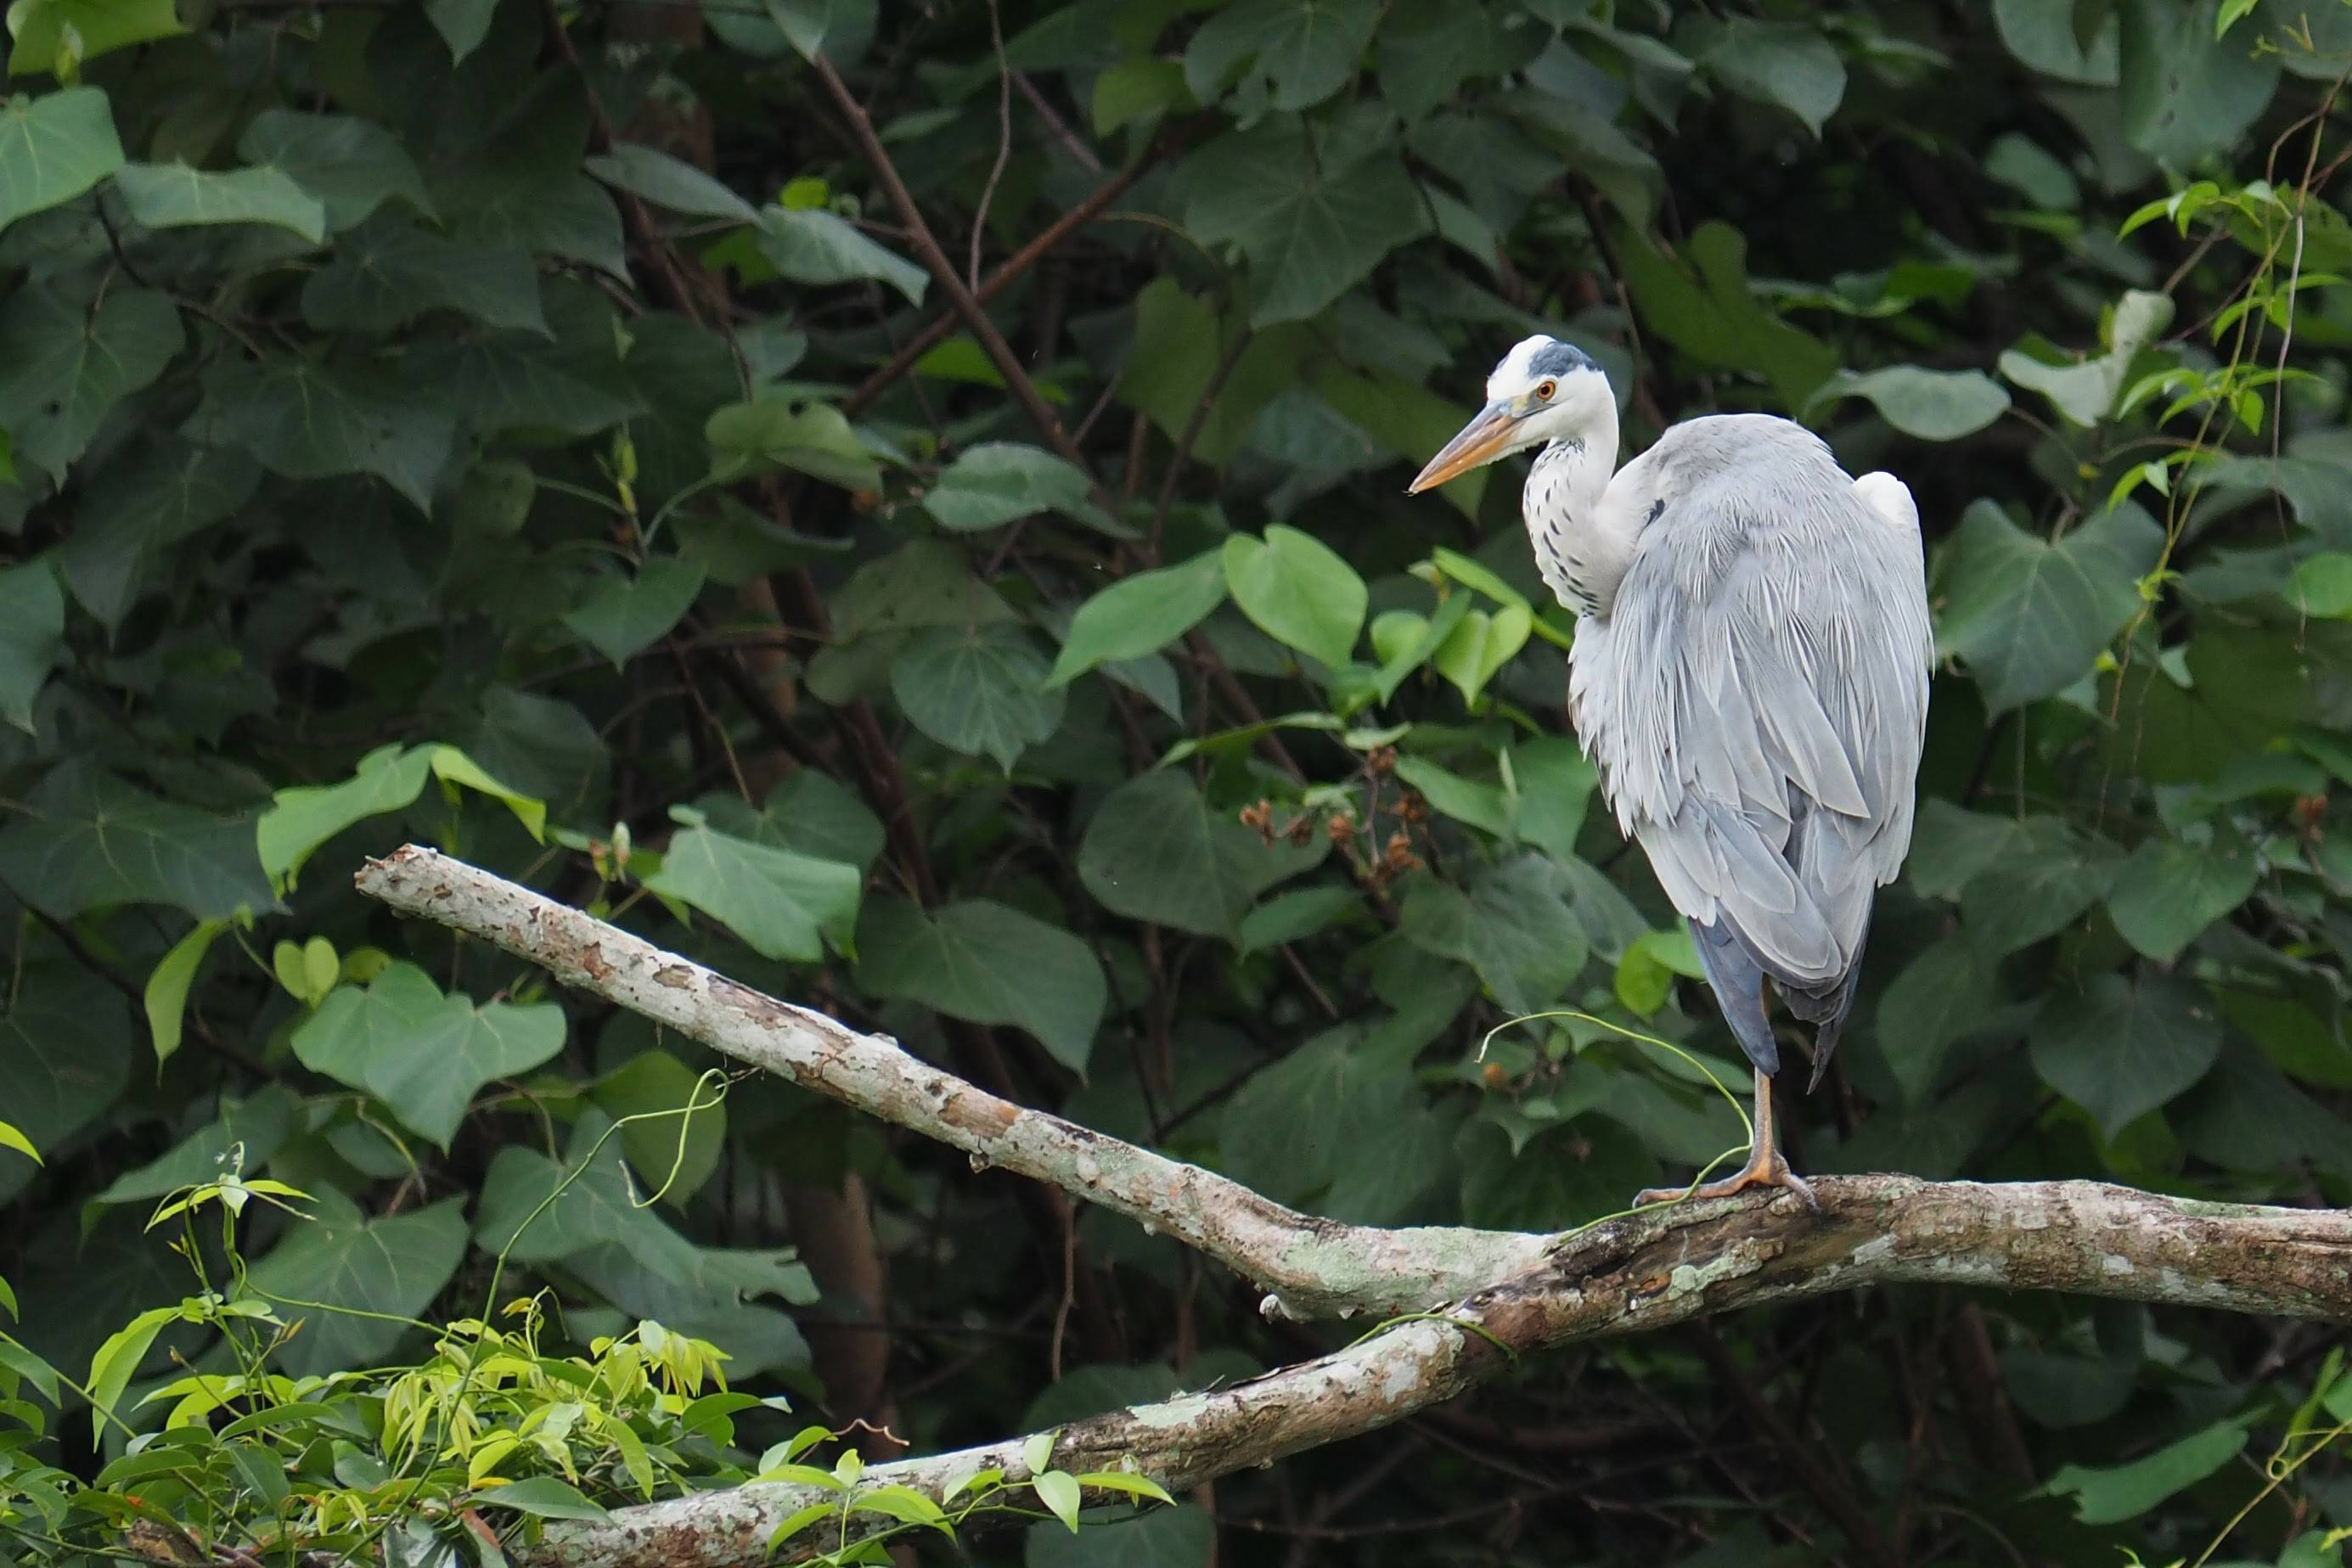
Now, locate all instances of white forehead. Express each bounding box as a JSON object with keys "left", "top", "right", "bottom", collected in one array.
[
  {"left": 1486, "top": 334, "right": 1601, "bottom": 400},
  {"left": 1487, "top": 335, "right": 1556, "bottom": 398}
]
